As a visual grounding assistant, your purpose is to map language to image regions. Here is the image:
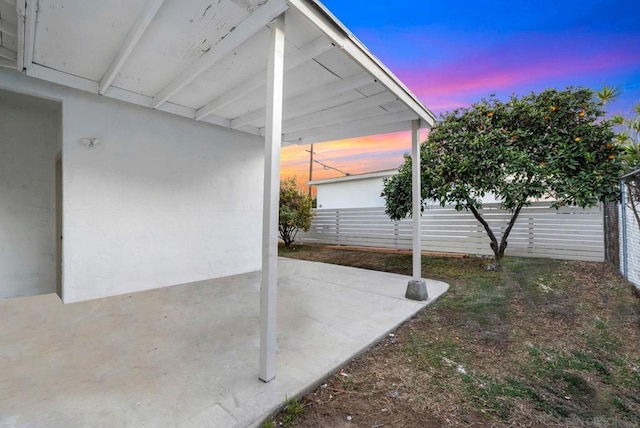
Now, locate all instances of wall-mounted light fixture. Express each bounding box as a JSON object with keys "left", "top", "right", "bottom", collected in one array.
[{"left": 80, "top": 138, "right": 101, "bottom": 149}]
